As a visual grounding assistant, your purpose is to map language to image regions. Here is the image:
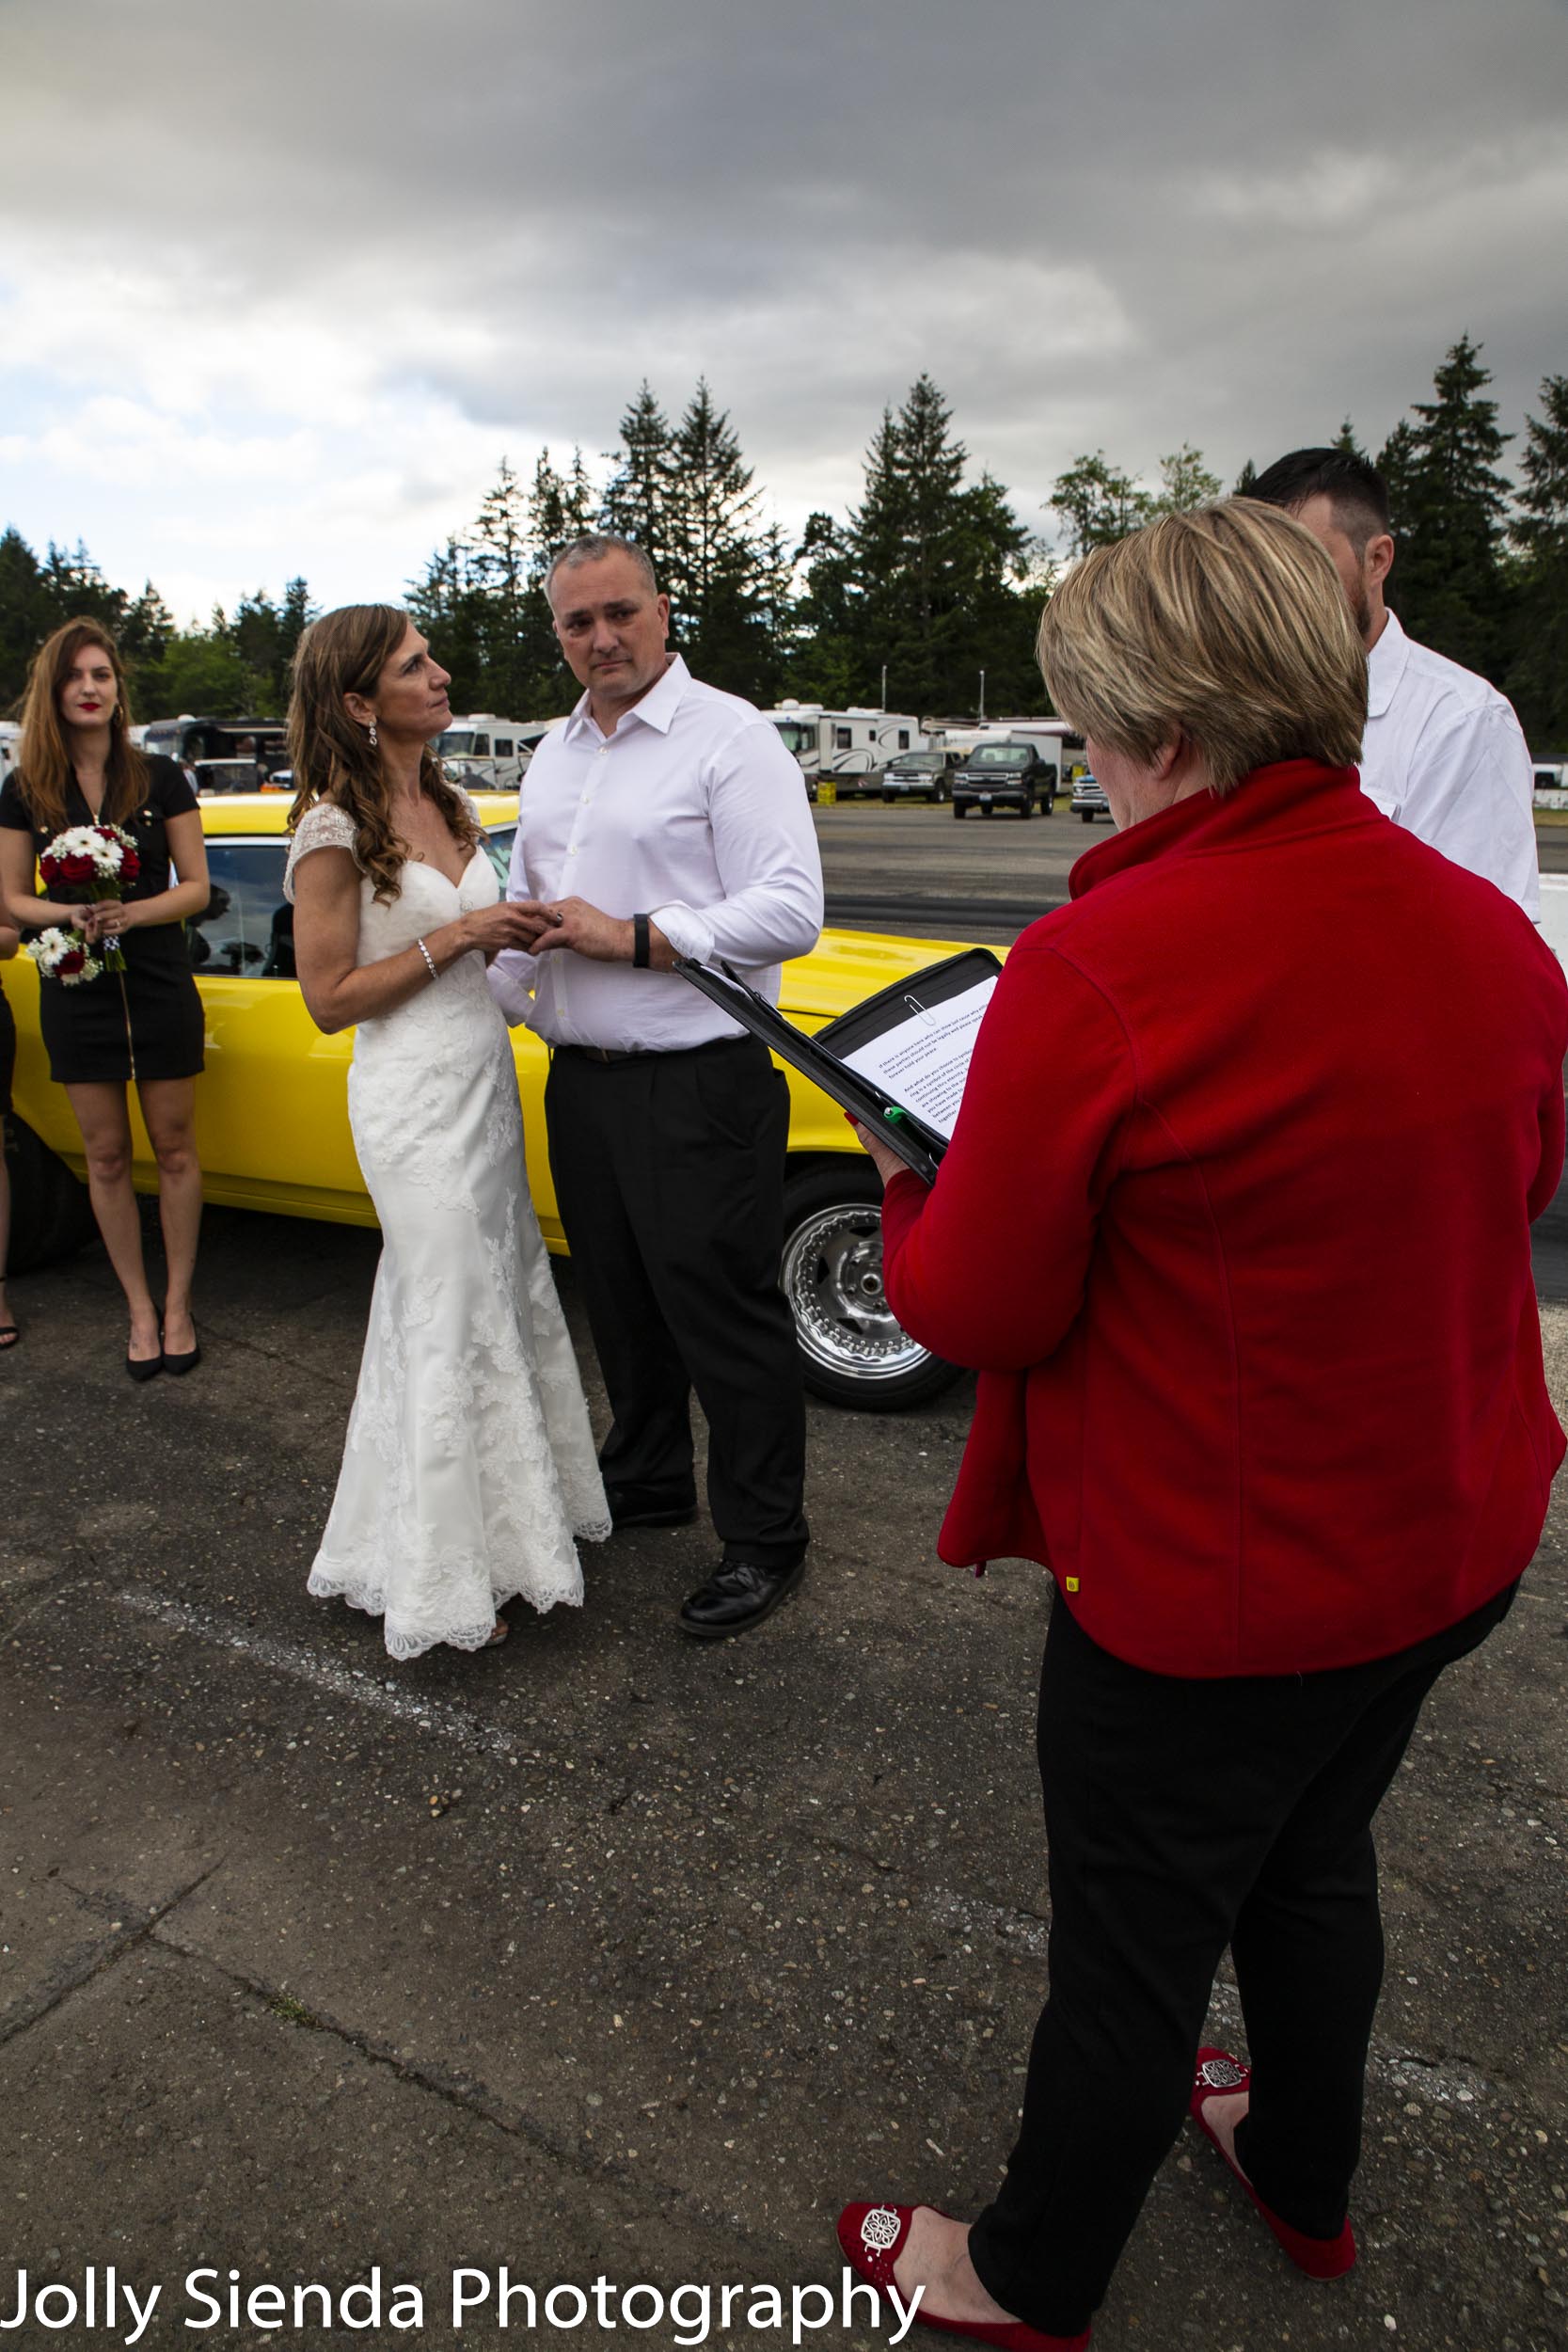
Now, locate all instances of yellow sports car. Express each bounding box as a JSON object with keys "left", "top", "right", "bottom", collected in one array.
[{"left": 6, "top": 795, "right": 976, "bottom": 1407}]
